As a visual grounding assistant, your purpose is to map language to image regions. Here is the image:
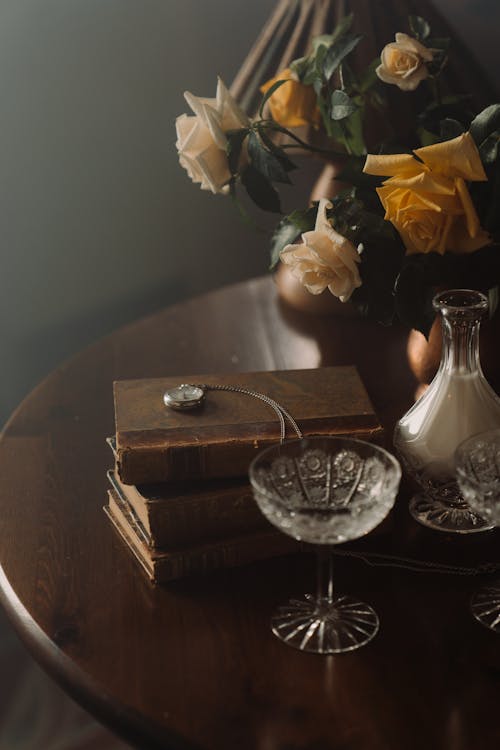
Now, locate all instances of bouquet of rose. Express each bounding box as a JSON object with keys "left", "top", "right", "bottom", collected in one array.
[{"left": 175, "top": 14, "right": 500, "bottom": 336}]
